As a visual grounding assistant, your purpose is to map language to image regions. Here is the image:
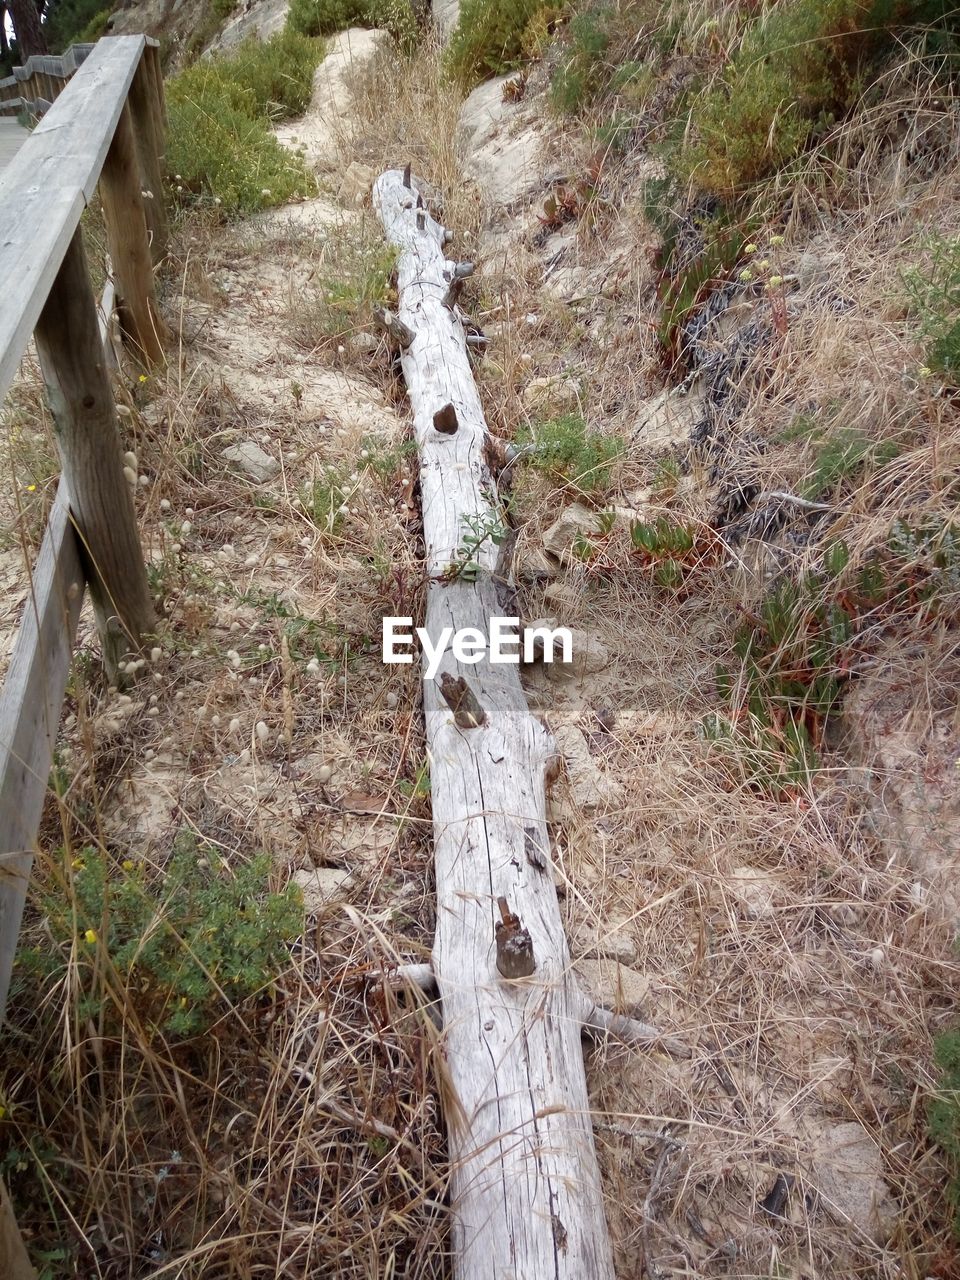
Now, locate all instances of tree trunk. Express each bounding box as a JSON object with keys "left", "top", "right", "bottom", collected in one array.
[
  {"left": 7, "top": 0, "right": 46, "bottom": 58},
  {"left": 374, "top": 168, "right": 618, "bottom": 1280}
]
